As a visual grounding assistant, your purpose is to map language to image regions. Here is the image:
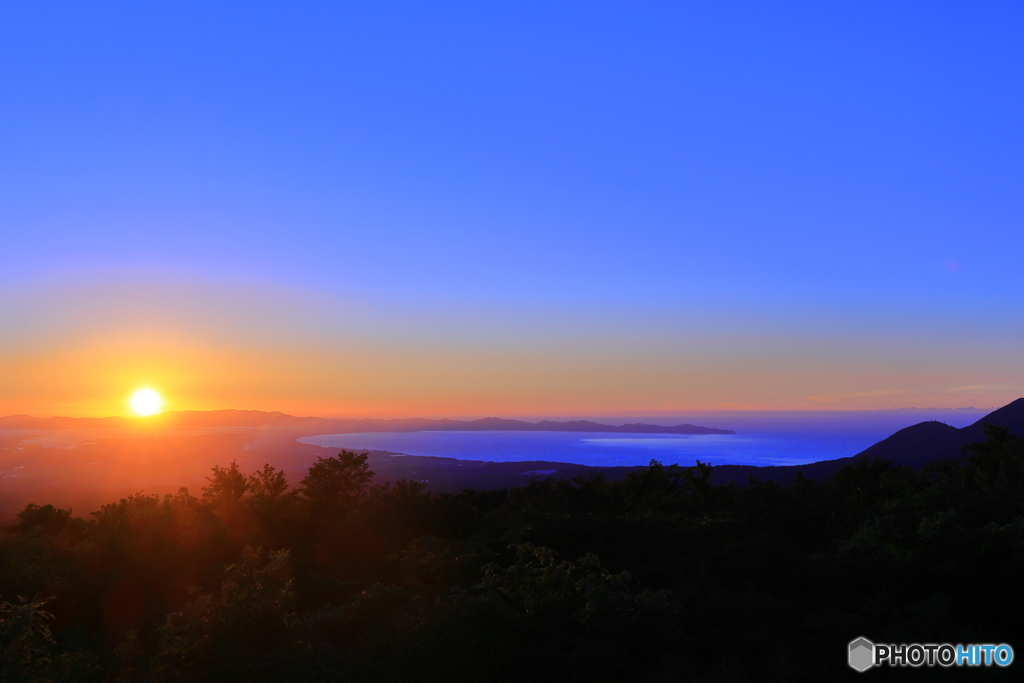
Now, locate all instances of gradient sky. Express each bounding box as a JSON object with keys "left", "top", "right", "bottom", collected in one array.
[{"left": 2, "top": 1, "right": 1022, "bottom": 418}]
